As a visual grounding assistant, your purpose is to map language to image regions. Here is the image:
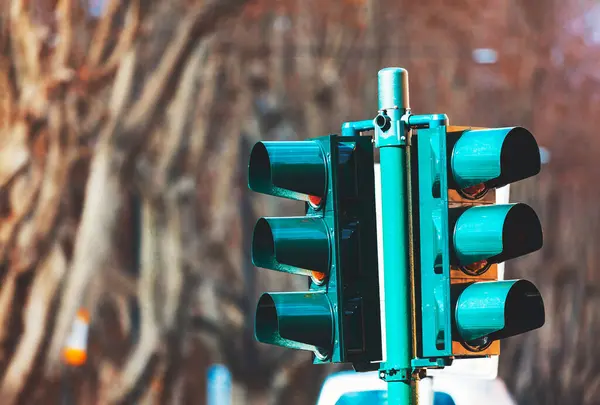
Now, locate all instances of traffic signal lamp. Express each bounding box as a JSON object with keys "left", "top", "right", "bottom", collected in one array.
[
  {"left": 248, "top": 133, "right": 382, "bottom": 367},
  {"left": 449, "top": 203, "right": 542, "bottom": 273},
  {"left": 412, "top": 118, "right": 545, "bottom": 363}
]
